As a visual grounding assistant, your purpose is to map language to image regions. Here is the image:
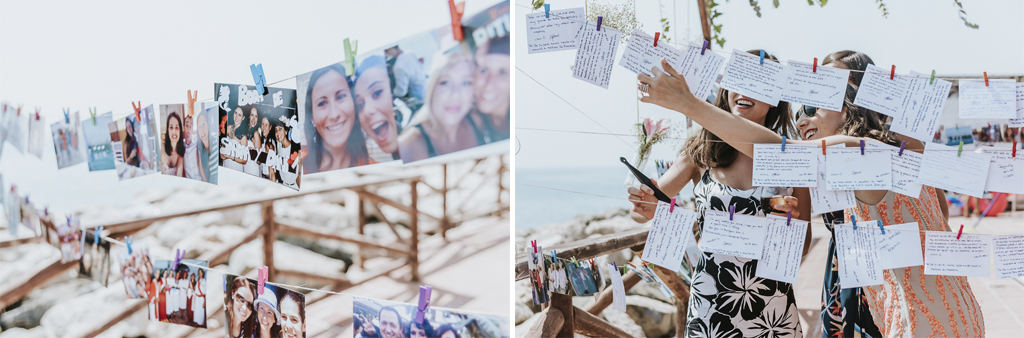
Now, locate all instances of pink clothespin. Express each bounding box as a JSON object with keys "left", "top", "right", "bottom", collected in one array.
[
  {"left": 416, "top": 285, "right": 432, "bottom": 324},
  {"left": 173, "top": 249, "right": 185, "bottom": 270},
  {"left": 257, "top": 266, "right": 268, "bottom": 295},
  {"left": 670, "top": 197, "right": 676, "bottom": 212},
  {"left": 531, "top": 240, "right": 538, "bottom": 253},
  {"left": 729, "top": 205, "right": 735, "bottom": 220},
  {"left": 956, "top": 224, "right": 964, "bottom": 240}
]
